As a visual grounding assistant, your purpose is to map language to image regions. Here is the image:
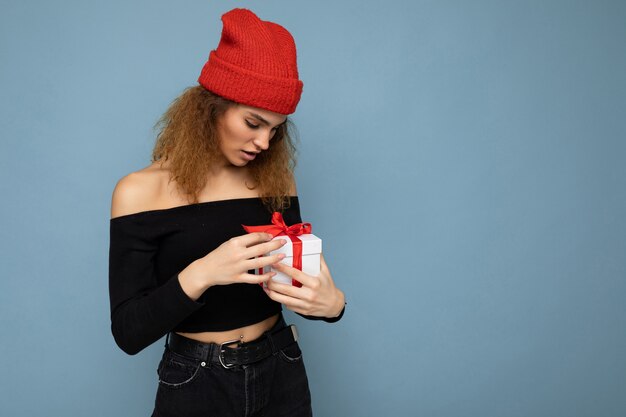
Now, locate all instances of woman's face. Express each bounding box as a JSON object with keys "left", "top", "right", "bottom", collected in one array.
[{"left": 216, "top": 104, "right": 287, "bottom": 167}]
